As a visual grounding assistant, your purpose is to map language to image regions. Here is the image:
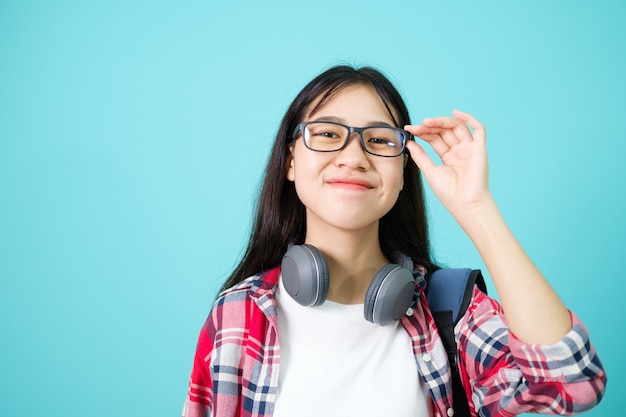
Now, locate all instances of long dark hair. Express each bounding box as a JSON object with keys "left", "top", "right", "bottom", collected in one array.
[{"left": 220, "top": 65, "right": 435, "bottom": 292}]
